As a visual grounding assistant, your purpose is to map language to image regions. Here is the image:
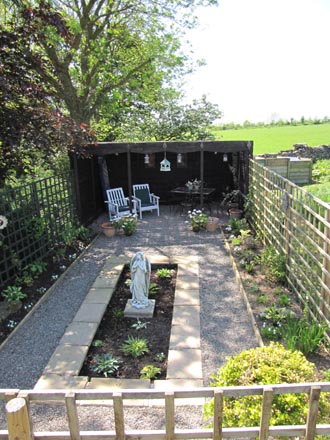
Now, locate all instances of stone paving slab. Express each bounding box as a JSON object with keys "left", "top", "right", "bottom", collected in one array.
[
  {"left": 84, "top": 288, "right": 114, "bottom": 304},
  {"left": 167, "top": 349, "right": 203, "bottom": 379},
  {"left": 175, "top": 276, "right": 199, "bottom": 290},
  {"left": 44, "top": 345, "right": 89, "bottom": 376},
  {"left": 172, "top": 305, "right": 200, "bottom": 328},
  {"left": 35, "top": 374, "right": 89, "bottom": 390},
  {"left": 59, "top": 322, "right": 98, "bottom": 346},
  {"left": 73, "top": 302, "right": 107, "bottom": 323},
  {"left": 92, "top": 274, "right": 121, "bottom": 289},
  {"left": 174, "top": 289, "right": 199, "bottom": 306},
  {"left": 169, "top": 325, "right": 200, "bottom": 349}
]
